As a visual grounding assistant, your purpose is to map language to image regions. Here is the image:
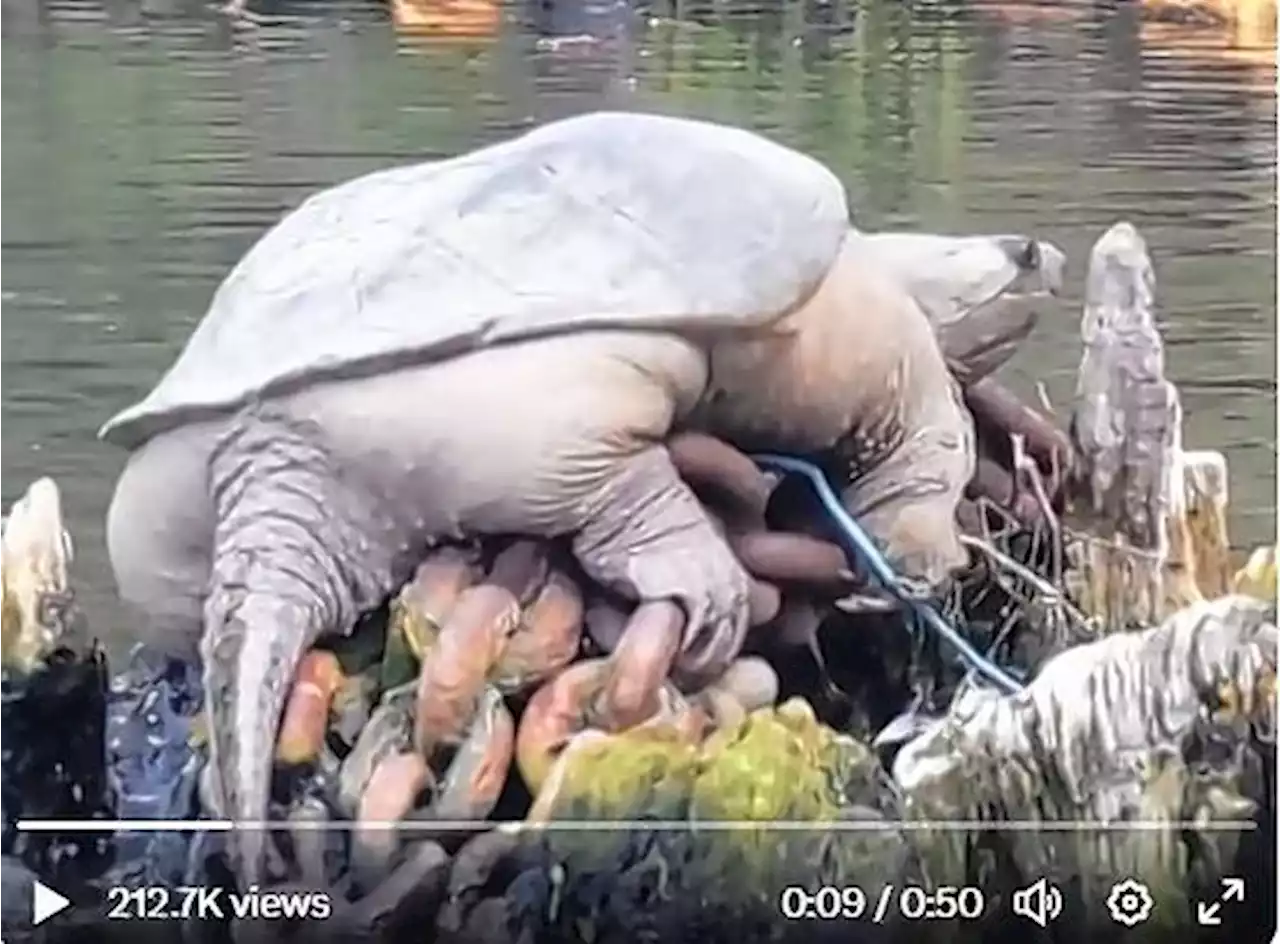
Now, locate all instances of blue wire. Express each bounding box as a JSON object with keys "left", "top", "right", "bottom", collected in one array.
[{"left": 749, "top": 452, "right": 1026, "bottom": 696}]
